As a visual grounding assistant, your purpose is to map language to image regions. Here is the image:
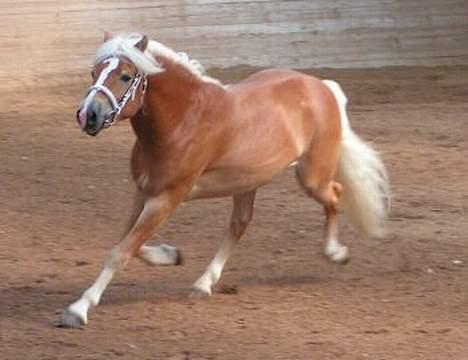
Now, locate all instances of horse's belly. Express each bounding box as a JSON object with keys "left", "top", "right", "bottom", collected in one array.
[
  {"left": 187, "top": 178, "right": 258, "bottom": 200},
  {"left": 186, "top": 162, "right": 293, "bottom": 201},
  {"left": 186, "top": 110, "right": 309, "bottom": 200}
]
